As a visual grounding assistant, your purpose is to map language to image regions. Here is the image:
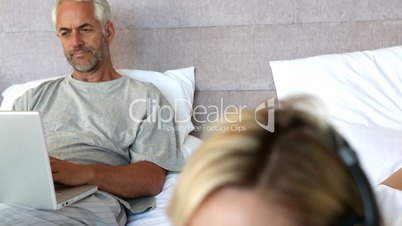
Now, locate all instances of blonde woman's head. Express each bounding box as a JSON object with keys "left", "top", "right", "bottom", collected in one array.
[{"left": 169, "top": 98, "right": 365, "bottom": 226}]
